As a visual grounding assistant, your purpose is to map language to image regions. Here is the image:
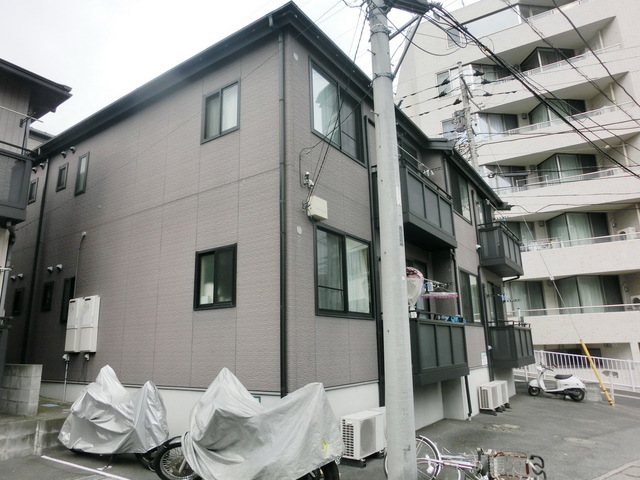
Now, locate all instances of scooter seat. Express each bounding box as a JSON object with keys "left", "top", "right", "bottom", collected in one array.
[{"left": 554, "top": 374, "right": 573, "bottom": 380}]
